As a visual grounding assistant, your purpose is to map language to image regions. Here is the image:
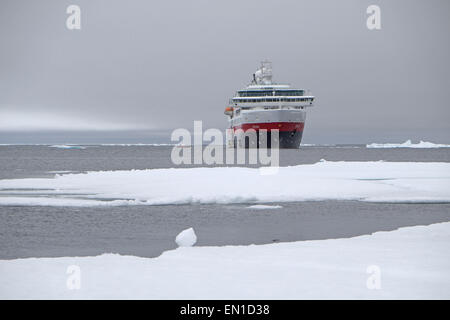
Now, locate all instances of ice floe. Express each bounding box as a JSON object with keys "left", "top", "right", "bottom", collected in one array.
[
  {"left": 247, "top": 205, "right": 283, "bottom": 209},
  {"left": 0, "top": 161, "right": 449, "bottom": 206},
  {"left": 0, "top": 222, "right": 449, "bottom": 299},
  {"left": 367, "top": 140, "right": 450, "bottom": 148},
  {"left": 49, "top": 145, "right": 86, "bottom": 149}
]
